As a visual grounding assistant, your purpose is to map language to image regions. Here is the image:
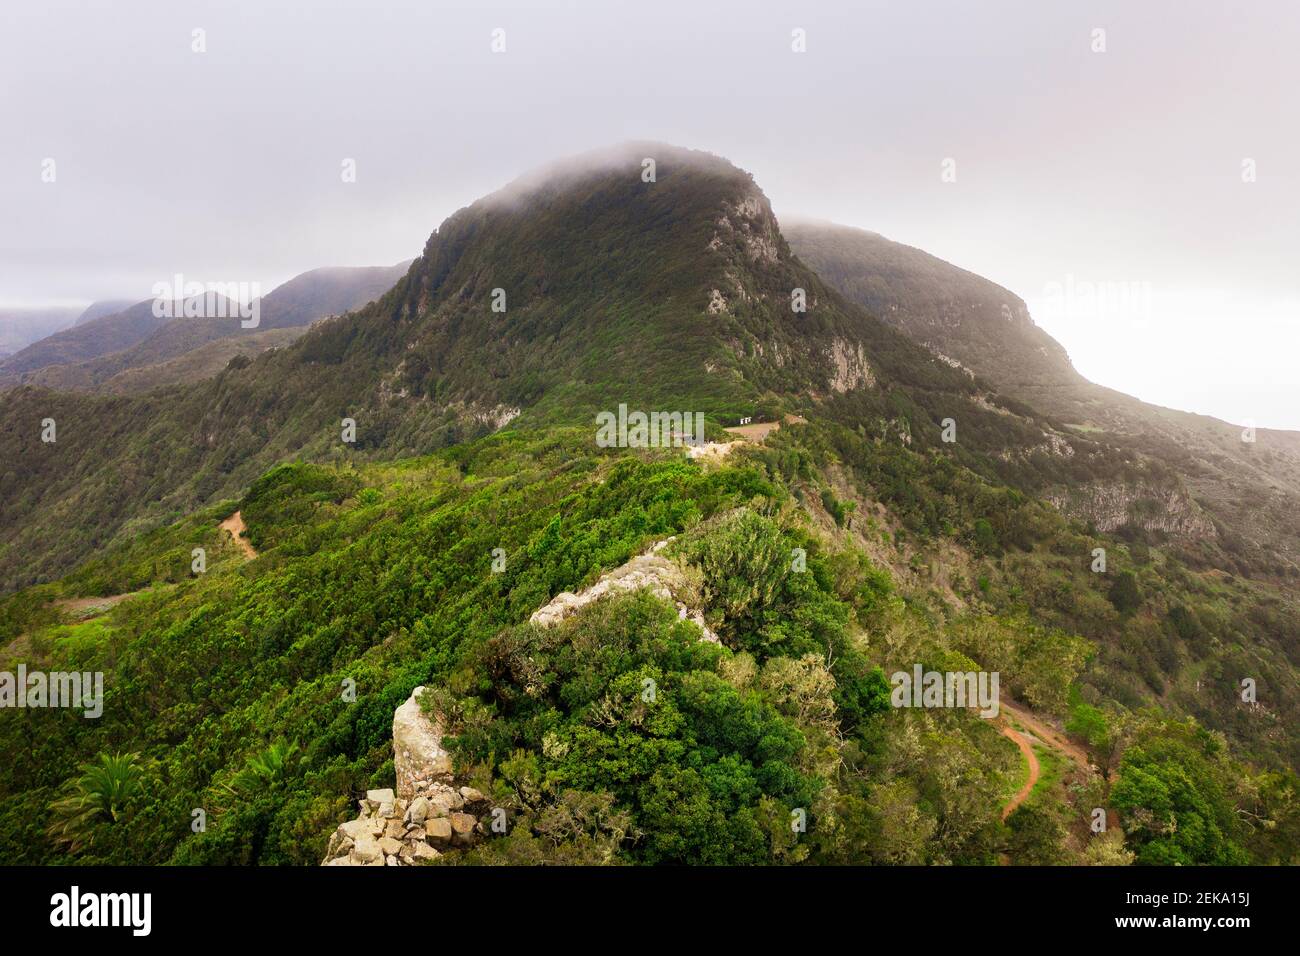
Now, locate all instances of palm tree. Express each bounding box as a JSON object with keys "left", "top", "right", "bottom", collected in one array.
[
  {"left": 221, "top": 740, "right": 299, "bottom": 798},
  {"left": 47, "top": 751, "right": 146, "bottom": 853}
]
